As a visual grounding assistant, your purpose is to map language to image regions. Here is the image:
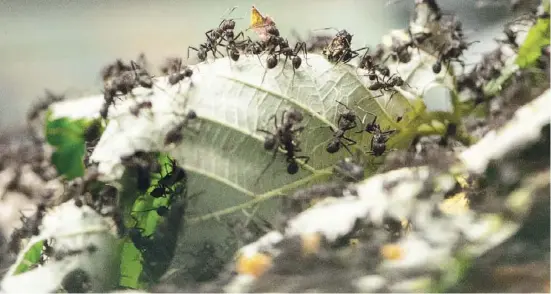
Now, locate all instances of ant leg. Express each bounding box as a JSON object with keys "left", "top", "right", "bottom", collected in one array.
[
  {"left": 279, "top": 55, "right": 290, "bottom": 76},
  {"left": 294, "top": 155, "right": 310, "bottom": 165},
  {"left": 341, "top": 142, "right": 354, "bottom": 156},
  {"left": 298, "top": 42, "right": 311, "bottom": 67},
  {"left": 255, "top": 147, "right": 279, "bottom": 185},
  {"left": 187, "top": 47, "right": 199, "bottom": 60},
  {"left": 234, "top": 31, "right": 245, "bottom": 41}
]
